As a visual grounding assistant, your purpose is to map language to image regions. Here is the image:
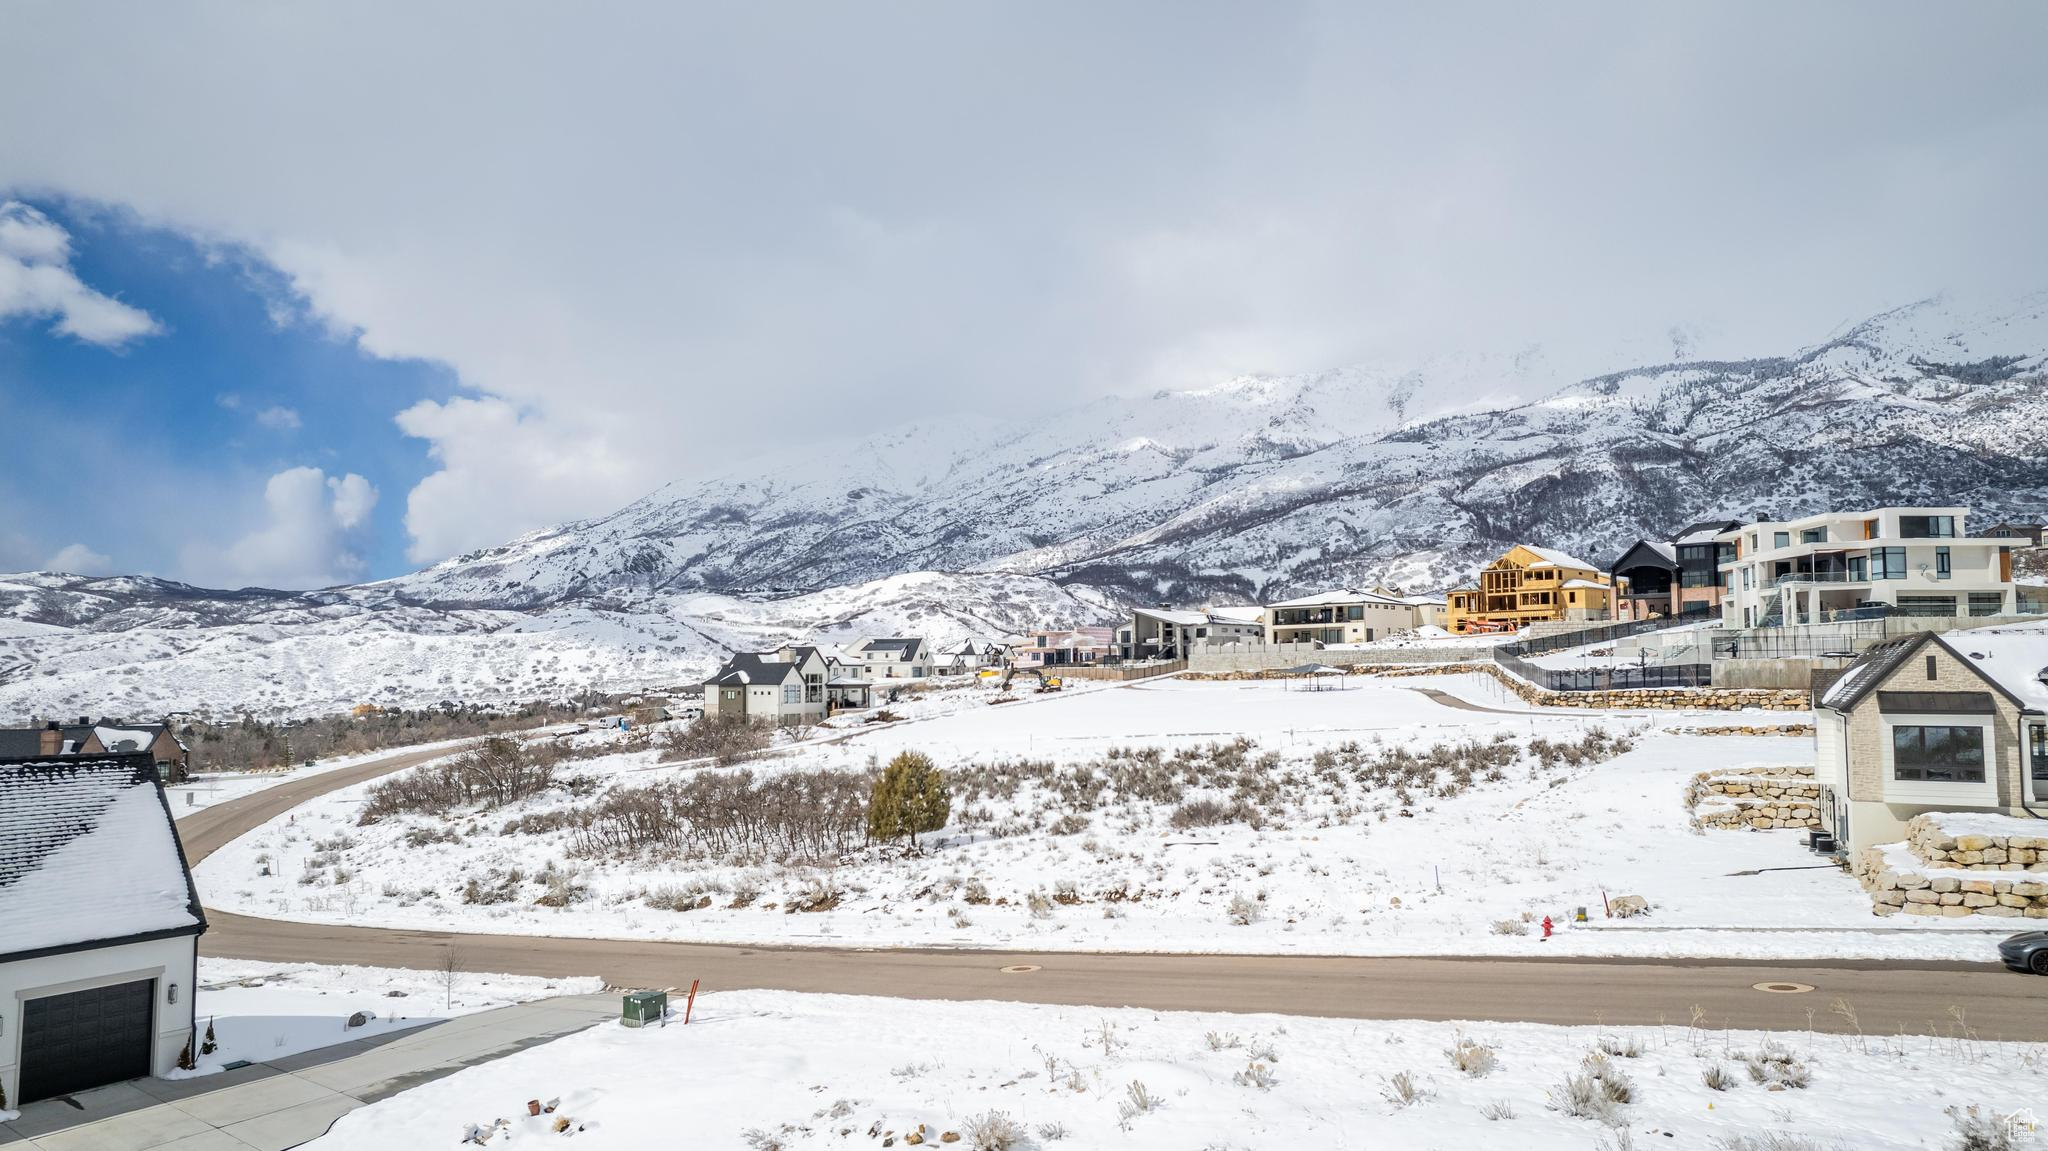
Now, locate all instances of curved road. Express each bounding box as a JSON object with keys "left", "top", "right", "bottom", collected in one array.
[{"left": 183, "top": 745, "right": 2048, "bottom": 1039}]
